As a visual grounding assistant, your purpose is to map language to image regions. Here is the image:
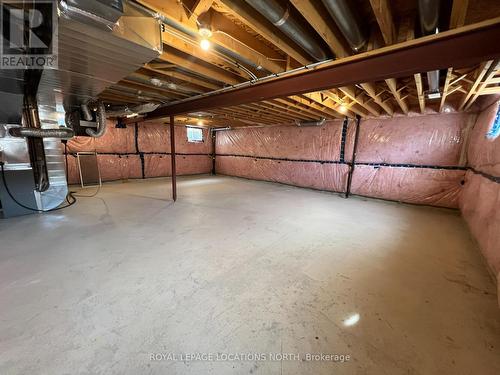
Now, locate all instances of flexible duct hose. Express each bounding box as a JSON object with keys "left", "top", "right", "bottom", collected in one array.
[
  {"left": 85, "top": 101, "right": 106, "bottom": 137},
  {"left": 9, "top": 127, "right": 75, "bottom": 139},
  {"left": 81, "top": 103, "right": 93, "bottom": 121}
]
